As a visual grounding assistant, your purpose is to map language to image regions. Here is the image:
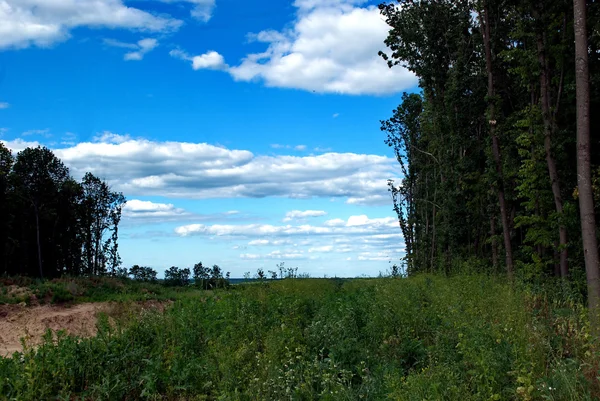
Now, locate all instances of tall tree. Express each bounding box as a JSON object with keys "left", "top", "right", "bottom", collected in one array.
[
  {"left": 0, "top": 143, "right": 14, "bottom": 274},
  {"left": 11, "top": 147, "right": 70, "bottom": 278},
  {"left": 573, "top": 0, "right": 600, "bottom": 331},
  {"left": 80, "top": 172, "right": 126, "bottom": 276},
  {"left": 478, "top": 0, "right": 514, "bottom": 278}
]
